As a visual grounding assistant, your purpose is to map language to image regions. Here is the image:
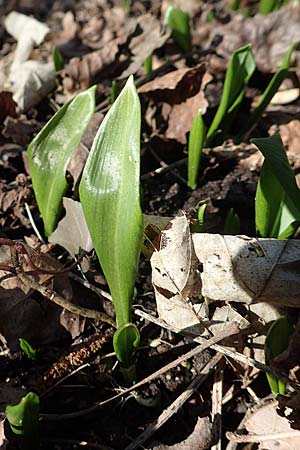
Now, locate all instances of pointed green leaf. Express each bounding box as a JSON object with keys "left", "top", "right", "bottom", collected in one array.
[
  {"left": 207, "top": 44, "right": 255, "bottom": 141},
  {"left": 79, "top": 76, "right": 143, "bottom": 329},
  {"left": 252, "top": 134, "right": 300, "bottom": 238},
  {"left": 188, "top": 110, "right": 206, "bottom": 190},
  {"left": 244, "top": 43, "right": 295, "bottom": 135},
  {"left": 224, "top": 208, "right": 240, "bottom": 235},
  {"left": 265, "top": 317, "right": 294, "bottom": 395},
  {"left": 6, "top": 392, "right": 39, "bottom": 443},
  {"left": 113, "top": 322, "right": 140, "bottom": 366},
  {"left": 165, "top": 5, "right": 191, "bottom": 53},
  {"left": 28, "top": 86, "right": 96, "bottom": 236},
  {"left": 19, "top": 338, "right": 36, "bottom": 361}
]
